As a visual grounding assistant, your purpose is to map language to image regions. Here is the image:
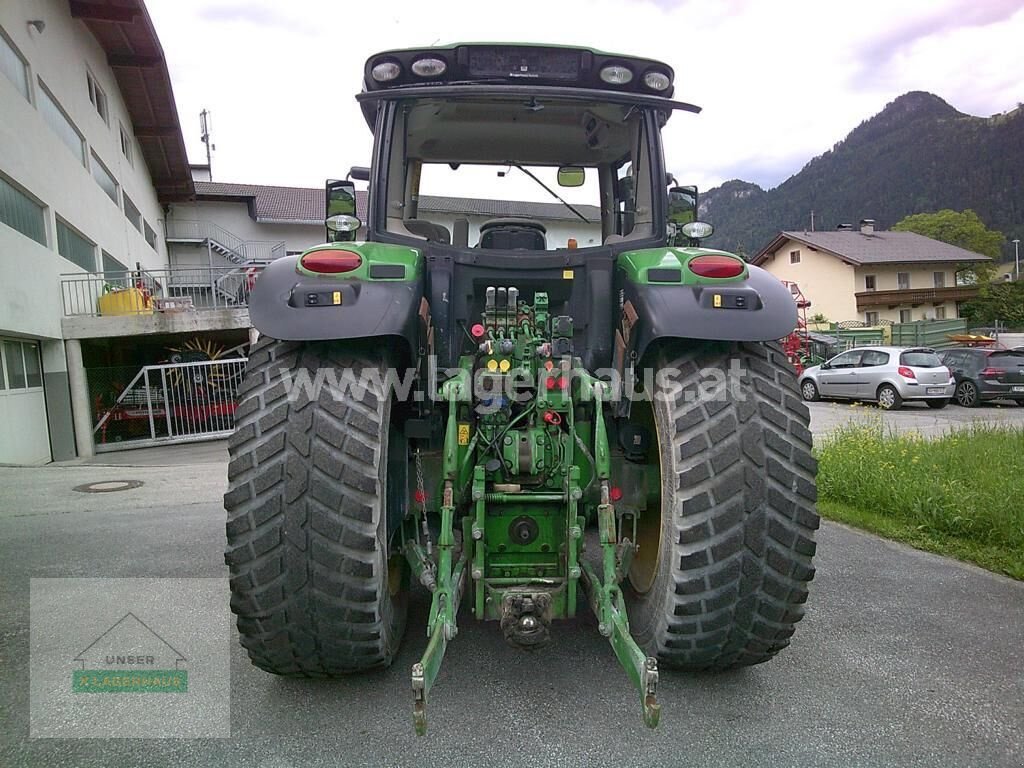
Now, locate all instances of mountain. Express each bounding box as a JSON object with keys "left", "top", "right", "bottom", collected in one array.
[{"left": 701, "top": 92, "right": 1024, "bottom": 259}]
